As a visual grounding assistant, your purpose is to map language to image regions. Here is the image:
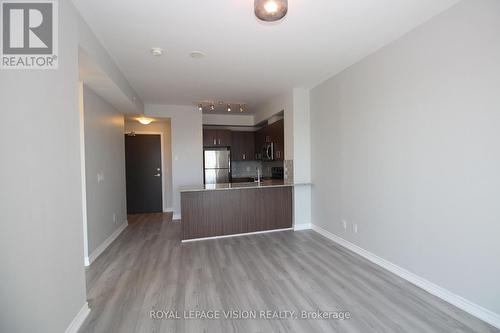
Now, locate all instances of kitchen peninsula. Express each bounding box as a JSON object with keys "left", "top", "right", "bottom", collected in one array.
[{"left": 180, "top": 181, "right": 293, "bottom": 241}]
